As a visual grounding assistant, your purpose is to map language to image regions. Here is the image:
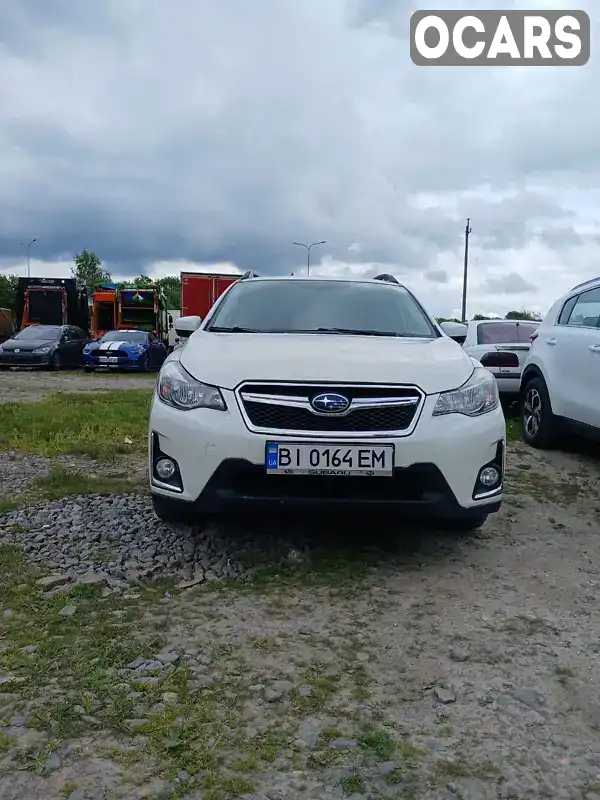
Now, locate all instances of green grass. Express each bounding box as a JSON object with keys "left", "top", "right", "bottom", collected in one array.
[
  {"left": 505, "top": 416, "right": 519, "bottom": 442},
  {"left": 0, "top": 390, "right": 152, "bottom": 458}
]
